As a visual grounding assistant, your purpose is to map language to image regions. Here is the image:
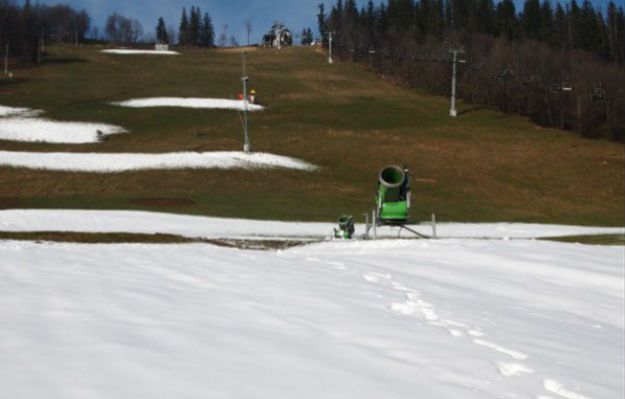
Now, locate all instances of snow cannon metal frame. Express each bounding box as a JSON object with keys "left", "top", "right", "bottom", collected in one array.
[{"left": 376, "top": 165, "right": 410, "bottom": 224}]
